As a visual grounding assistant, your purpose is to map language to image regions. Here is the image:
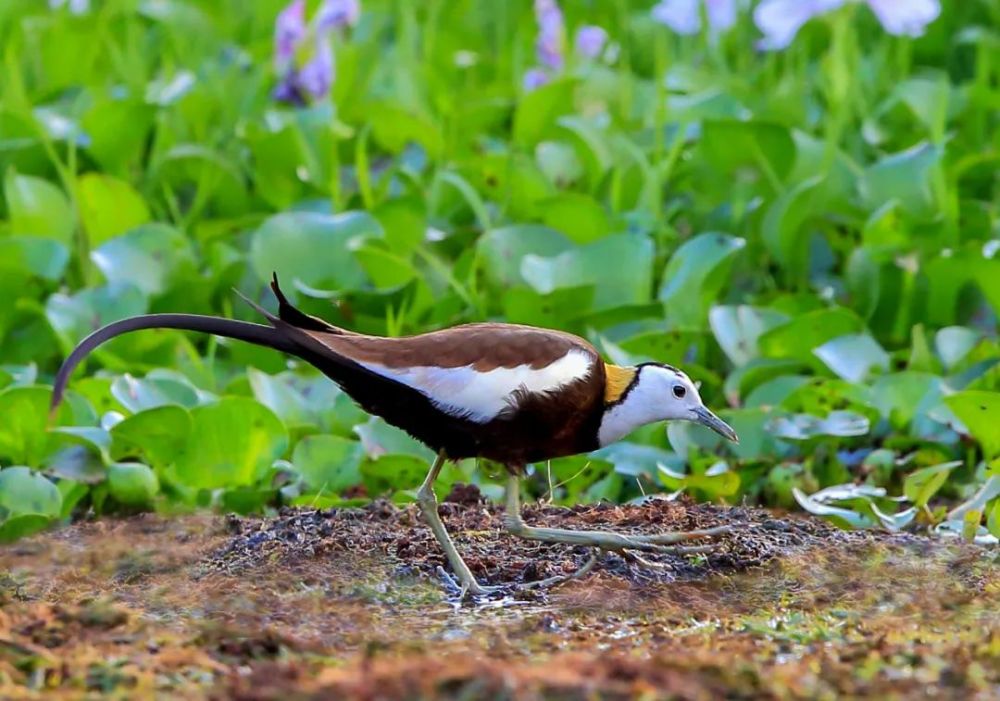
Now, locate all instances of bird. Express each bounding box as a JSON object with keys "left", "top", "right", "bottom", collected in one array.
[{"left": 51, "top": 274, "right": 739, "bottom": 595}]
